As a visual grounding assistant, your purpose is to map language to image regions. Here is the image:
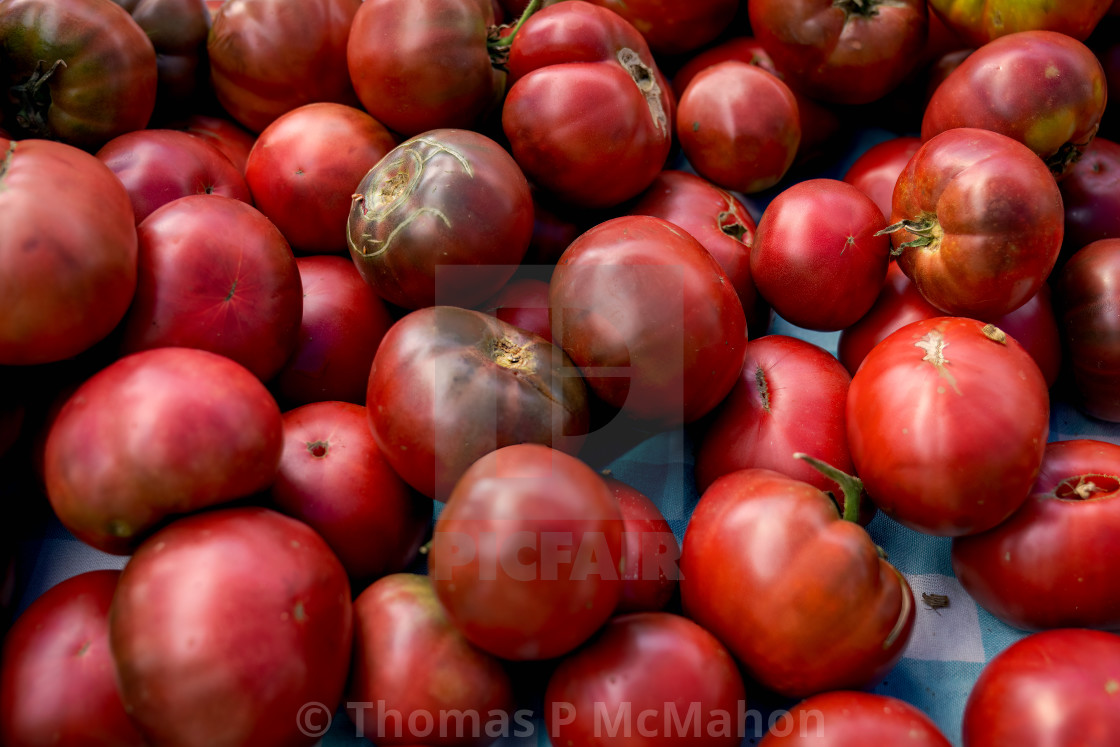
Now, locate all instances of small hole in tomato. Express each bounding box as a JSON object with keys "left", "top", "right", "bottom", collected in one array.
[{"left": 306, "top": 440, "right": 329, "bottom": 458}]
